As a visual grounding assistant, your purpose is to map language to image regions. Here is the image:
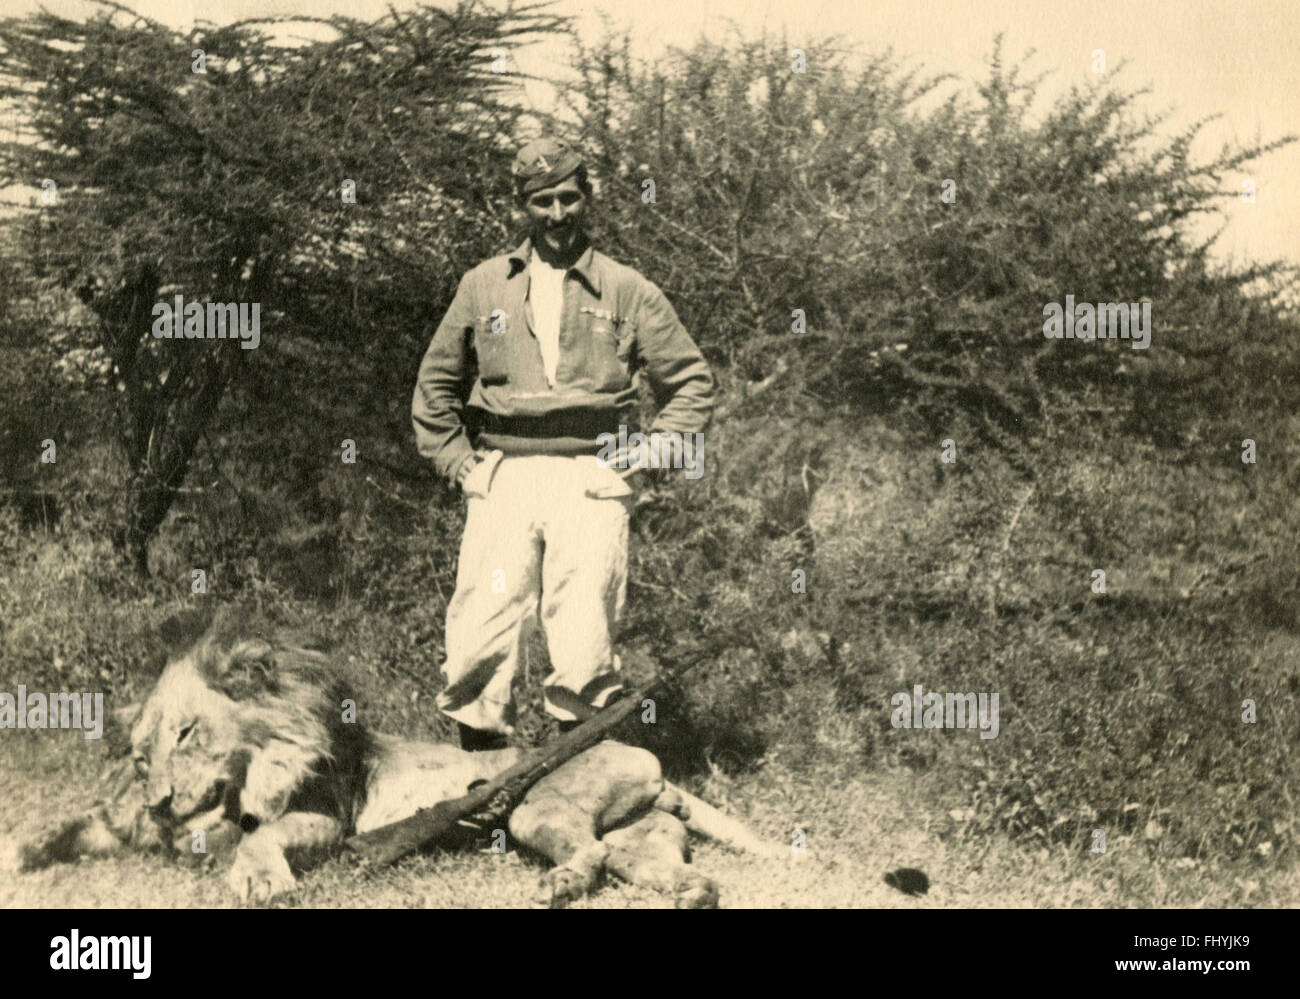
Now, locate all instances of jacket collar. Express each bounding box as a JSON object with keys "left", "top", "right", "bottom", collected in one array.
[{"left": 507, "top": 237, "right": 602, "bottom": 296}]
